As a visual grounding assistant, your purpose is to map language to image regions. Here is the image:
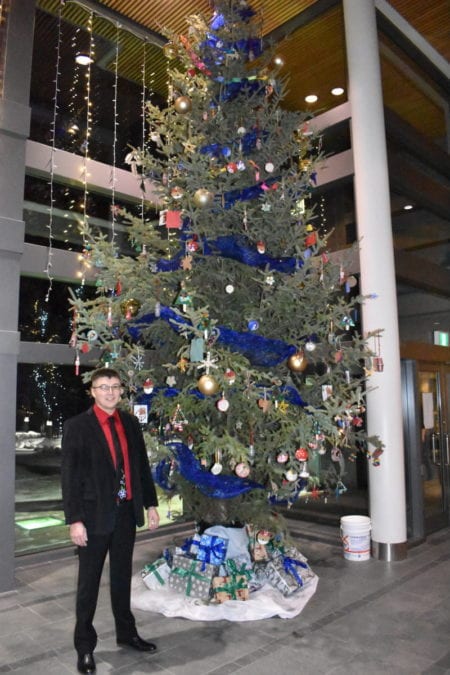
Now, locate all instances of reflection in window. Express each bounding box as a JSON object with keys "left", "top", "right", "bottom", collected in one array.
[{"left": 19, "top": 277, "right": 96, "bottom": 343}]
